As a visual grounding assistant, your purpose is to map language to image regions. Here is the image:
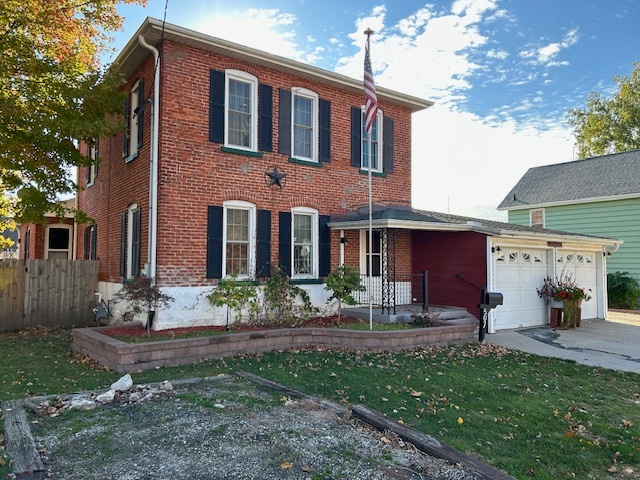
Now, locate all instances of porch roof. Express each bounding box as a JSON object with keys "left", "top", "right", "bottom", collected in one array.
[{"left": 329, "top": 206, "right": 621, "bottom": 248}]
